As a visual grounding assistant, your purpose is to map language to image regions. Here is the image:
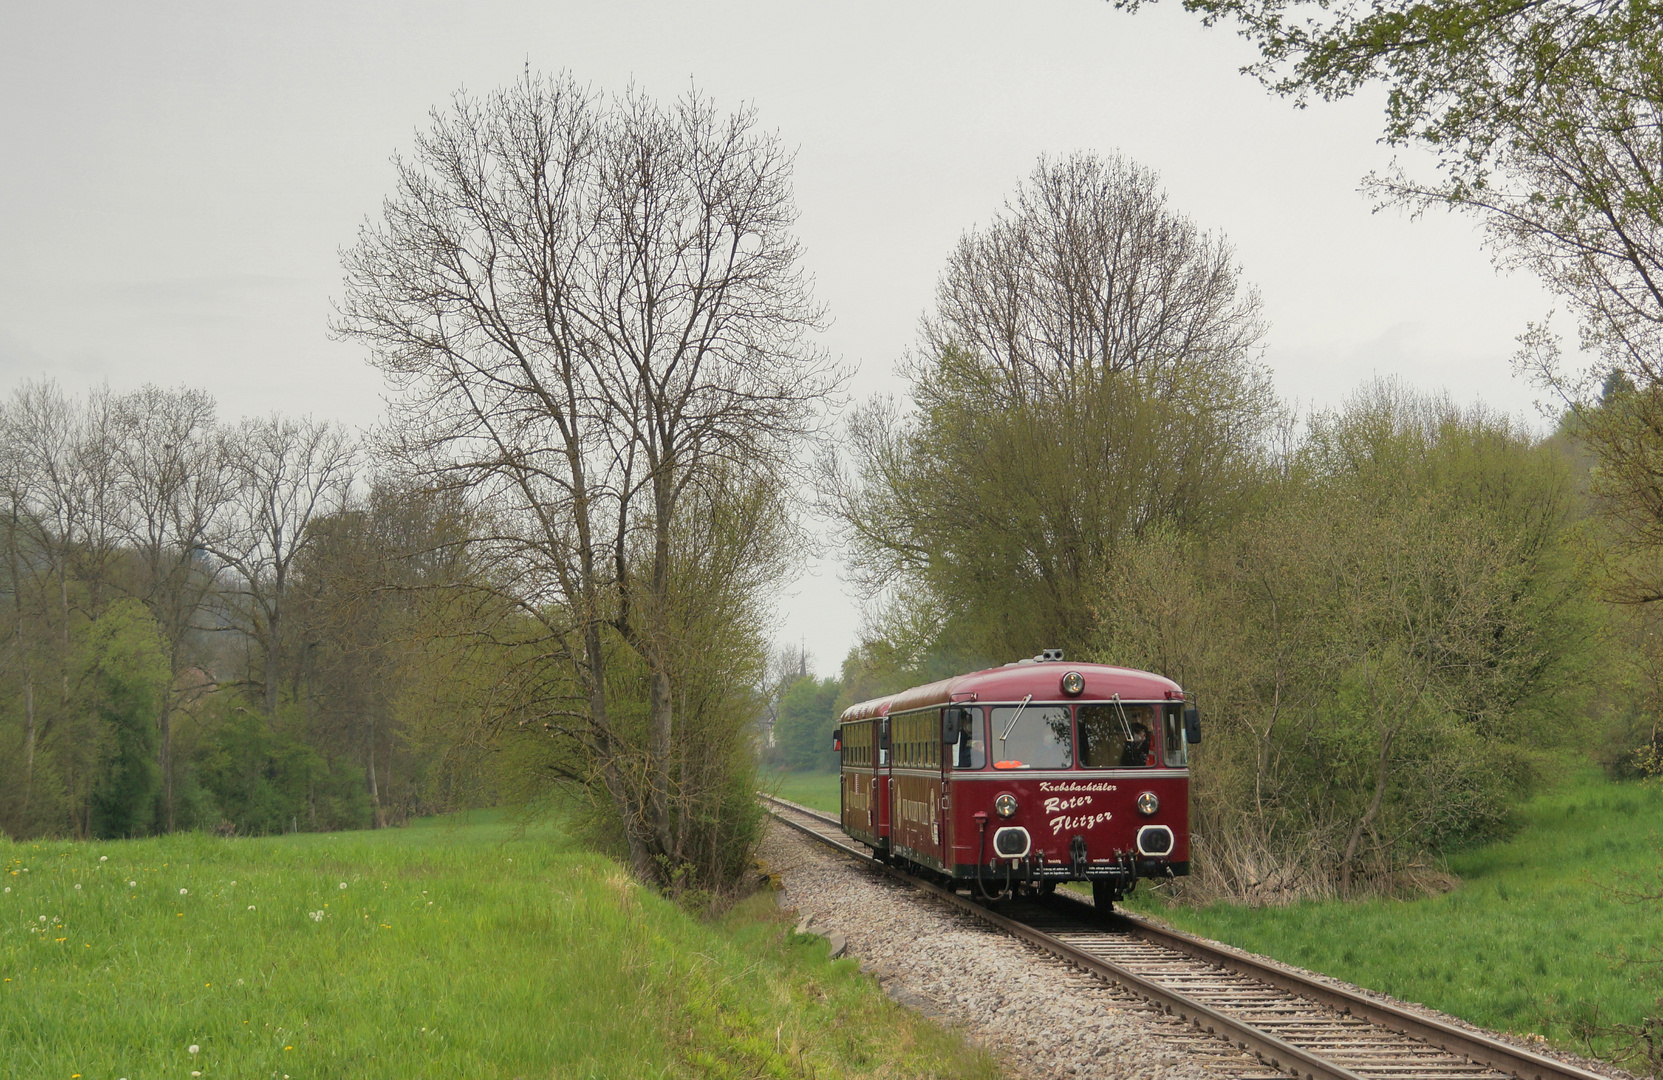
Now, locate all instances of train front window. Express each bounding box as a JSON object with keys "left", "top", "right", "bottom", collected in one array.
[
  {"left": 991, "top": 704, "right": 1071, "bottom": 769},
  {"left": 1078, "top": 702, "right": 1157, "bottom": 767}
]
